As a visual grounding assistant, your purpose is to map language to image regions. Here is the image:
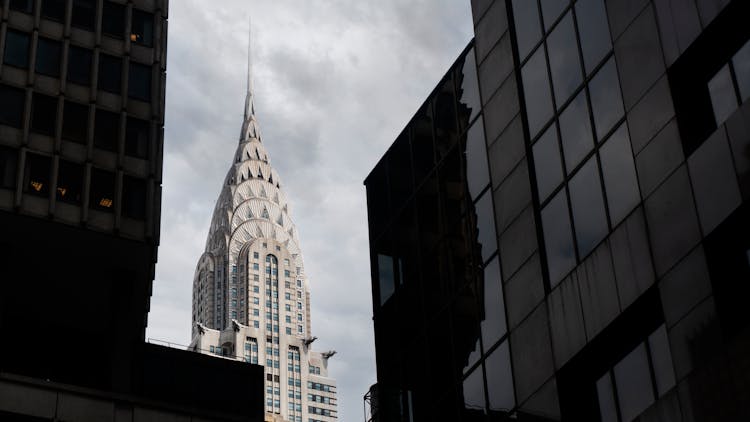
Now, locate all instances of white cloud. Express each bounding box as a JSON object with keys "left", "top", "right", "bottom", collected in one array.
[{"left": 148, "top": 1, "right": 473, "bottom": 420}]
